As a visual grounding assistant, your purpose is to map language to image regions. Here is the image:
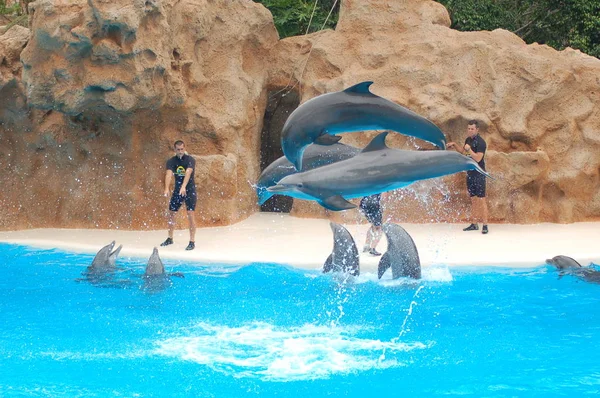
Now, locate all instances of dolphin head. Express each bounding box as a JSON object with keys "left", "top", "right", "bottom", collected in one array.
[
  {"left": 145, "top": 247, "right": 165, "bottom": 276},
  {"left": 91, "top": 241, "right": 116, "bottom": 269},
  {"left": 546, "top": 255, "right": 582, "bottom": 270},
  {"left": 267, "top": 174, "right": 305, "bottom": 195}
]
